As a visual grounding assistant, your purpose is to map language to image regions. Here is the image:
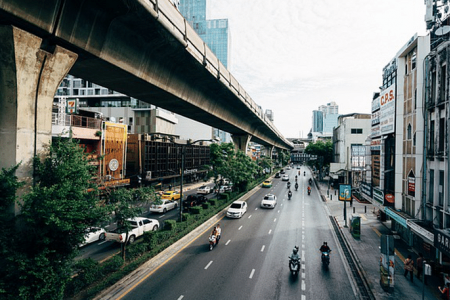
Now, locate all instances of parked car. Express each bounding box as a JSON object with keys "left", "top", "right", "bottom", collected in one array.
[
  {"left": 80, "top": 227, "right": 106, "bottom": 247},
  {"left": 161, "top": 190, "right": 180, "bottom": 200},
  {"left": 282, "top": 175, "right": 289, "bottom": 181},
  {"left": 226, "top": 201, "right": 247, "bottom": 218},
  {"left": 105, "top": 217, "right": 159, "bottom": 244},
  {"left": 262, "top": 180, "right": 272, "bottom": 188},
  {"left": 261, "top": 194, "right": 277, "bottom": 208},
  {"left": 183, "top": 195, "right": 208, "bottom": 211},
  {"left": 216, "top": 185, "right": 232, "bottom": 193},
  {"left": 275, "top": 172, "right": 281, "bottom": 178},
  {"left": 197, "top": 185, "right": 212, "bottom": 194},
  {"left": 149, "top": 199, "right": 178, "bottom": 213}
]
